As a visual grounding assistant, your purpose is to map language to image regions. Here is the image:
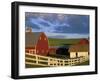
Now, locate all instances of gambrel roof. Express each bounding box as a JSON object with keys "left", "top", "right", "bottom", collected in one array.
[
  {"left": 25, "top": 32, "right": 43, "bottom": 47},
  {"left": 68, "top": 44, "right": 89, "bottom": 52}
]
